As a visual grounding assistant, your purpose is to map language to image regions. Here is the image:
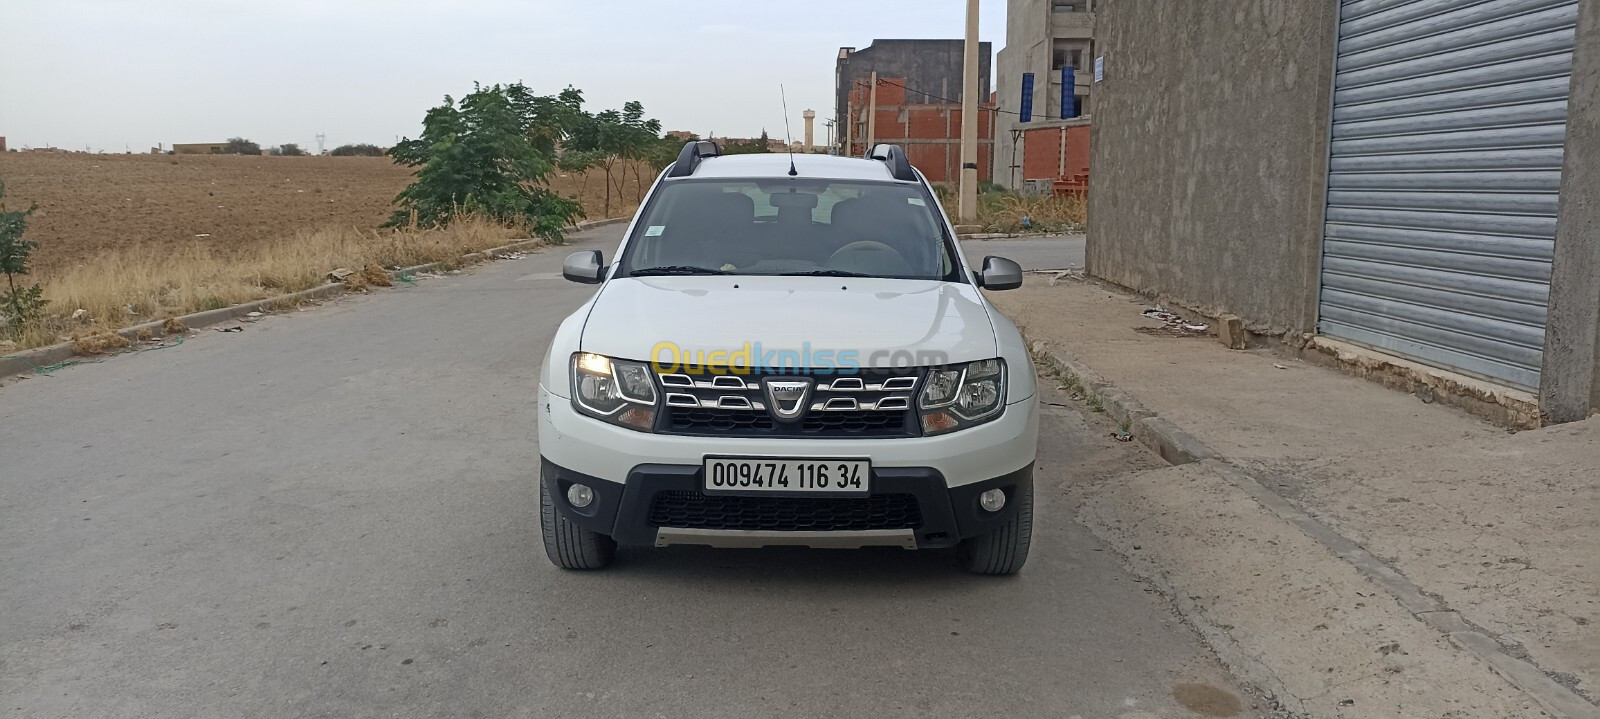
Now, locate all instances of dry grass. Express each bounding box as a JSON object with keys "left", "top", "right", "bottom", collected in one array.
[
  {"left": 0, "top": 152, "right": 658, "bottom": 353},
  {"left": 71, "top": 332, "right": 131, "bottom": 355},
  {"left": 0, "top": 153, "right": 653, "bottom": 273},
  {"left": 359, "top": 264, "right": 394, "bottom": 288},
  {"left": 932, "top": 185, "right": 1088, "bottom": 234},
  {"left": 978, "top": 192, "right": 1087, "bottom": 234},
  {"left": 11, "top": 217, "right": 523, "bottom": 351}
]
